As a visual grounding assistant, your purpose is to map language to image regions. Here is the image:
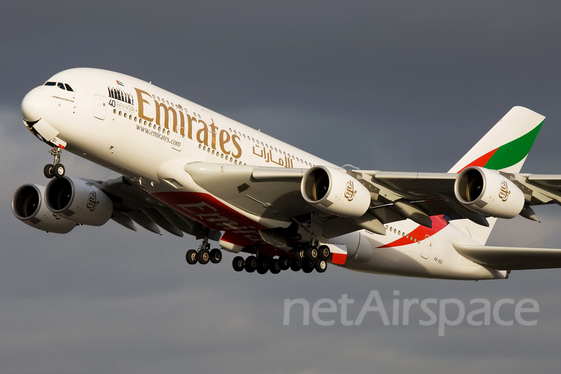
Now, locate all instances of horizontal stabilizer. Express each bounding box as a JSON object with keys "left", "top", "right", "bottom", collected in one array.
[{"left": 453, "top": 243, "right": 561, "bottom": 270}]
